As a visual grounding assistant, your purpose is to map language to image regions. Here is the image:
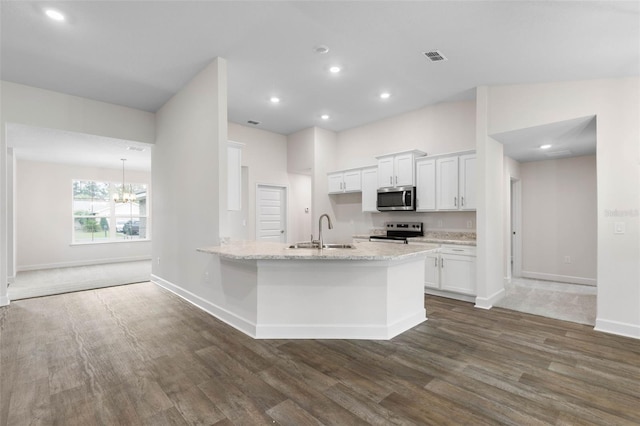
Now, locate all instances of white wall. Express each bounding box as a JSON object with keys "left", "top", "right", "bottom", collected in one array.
[
  {"left": 0, "top": 81, "right": 156, "bottom": 306},
  {"left": 16, "top": 160, "right": 151, "bottom": 270},
  {"left": 520, "top": 155, "right": 597, "bottom": 285},
  {"left": 485, "top": 77, "right": 640, "bottom": 339},
  {"left": 228, "top": 122, "right": 289, "bottom": 240},
  {"left": 336, "top": 100, "right": 476, "bottom": 169},
  {"left": 152, "top": 59, "right": 227, "bottom": 303},
  {"left": 313, "top": 127, "right": 339, "bottom": 232}
]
